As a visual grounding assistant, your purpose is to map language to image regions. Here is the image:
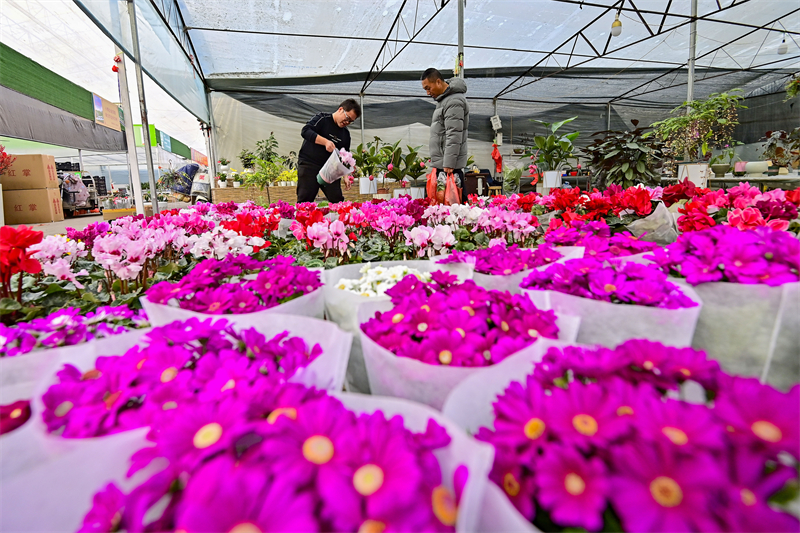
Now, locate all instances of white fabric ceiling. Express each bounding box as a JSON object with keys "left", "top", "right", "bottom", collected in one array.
[{"left": 0, "top": 0, "right": 206, "bottom": 151}]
